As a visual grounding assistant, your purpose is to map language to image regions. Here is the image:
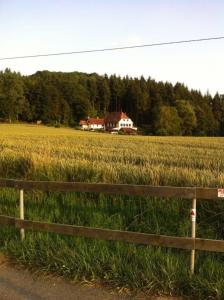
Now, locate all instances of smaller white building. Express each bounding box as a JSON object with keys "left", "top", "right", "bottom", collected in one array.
[{"left": 79, "top": 118, "right": 104, "bottom": 130}]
